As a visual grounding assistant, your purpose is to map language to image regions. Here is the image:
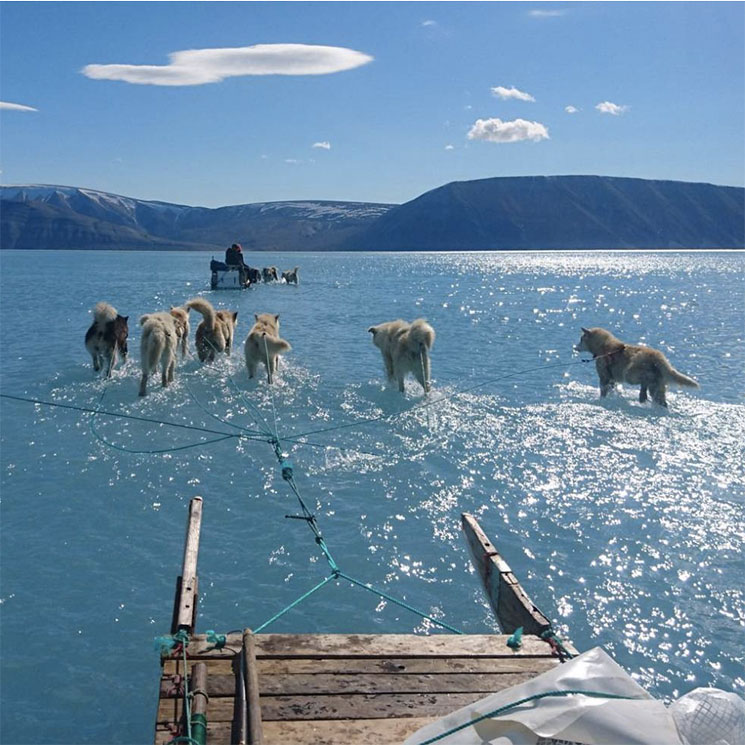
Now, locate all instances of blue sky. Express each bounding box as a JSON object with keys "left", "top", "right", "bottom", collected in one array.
[{"left": 1, "top": 2, "right": 743, "bottom": 207}]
